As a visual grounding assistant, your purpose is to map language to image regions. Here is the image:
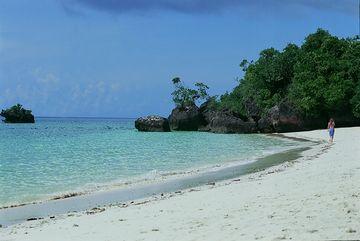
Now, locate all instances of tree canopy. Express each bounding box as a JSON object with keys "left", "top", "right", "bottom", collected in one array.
[
  {"left": 219, "top": 29, "right": 360, "bottom": 119},
  {"left": 171, "top": 77, "right": 209, "bottom": 107},
  {"left": 0, "top": 104, "right": 35, "bottom": 123}
]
